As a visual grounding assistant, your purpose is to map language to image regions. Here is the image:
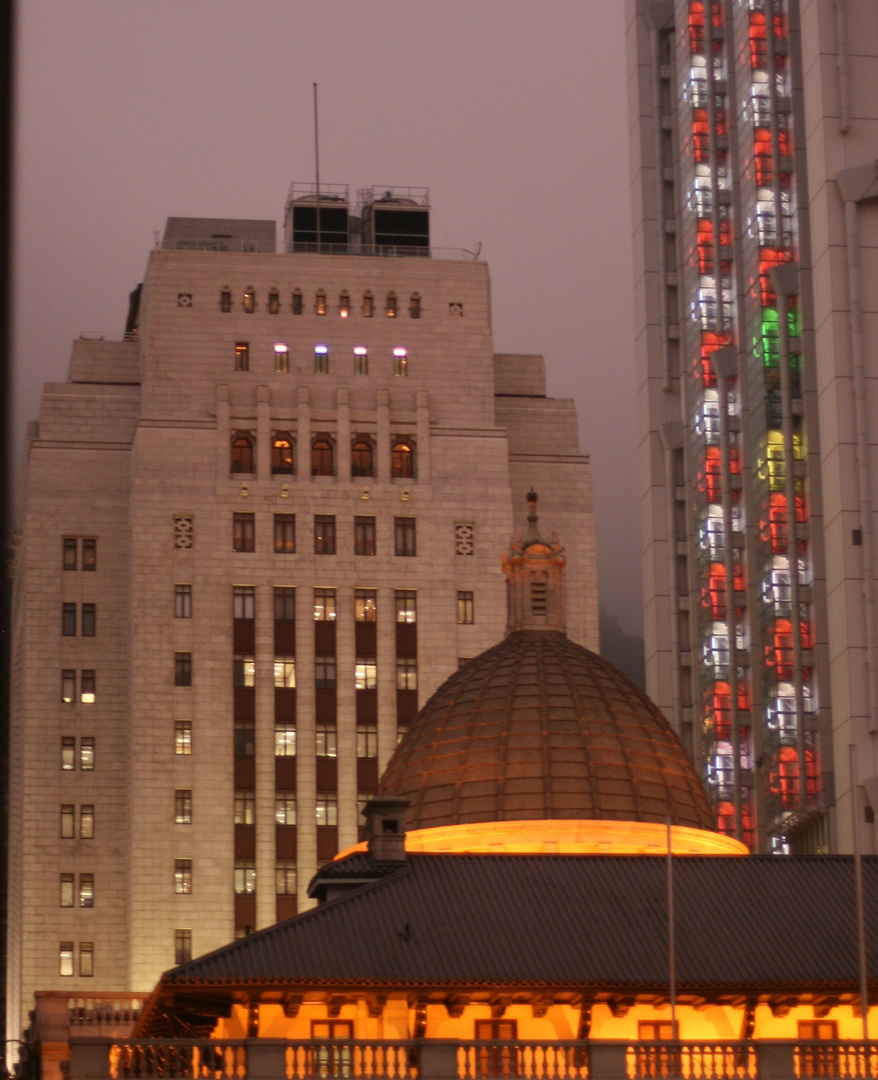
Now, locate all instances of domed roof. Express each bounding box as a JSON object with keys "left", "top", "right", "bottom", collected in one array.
[{"left": 377, "top": 629, "right": 715, "bottom": 832}]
